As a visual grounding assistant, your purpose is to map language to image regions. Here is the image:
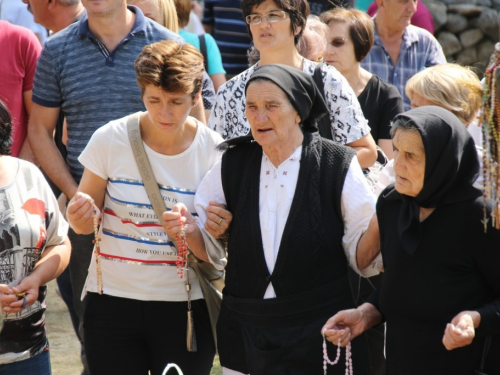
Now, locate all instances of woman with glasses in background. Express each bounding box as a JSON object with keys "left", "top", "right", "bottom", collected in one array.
[
  {"left": 208, "top": 0, "right": 378, "bottom": 170},
  {"left": 321, "top": 8, "right": 403, "bottom": 160}
]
